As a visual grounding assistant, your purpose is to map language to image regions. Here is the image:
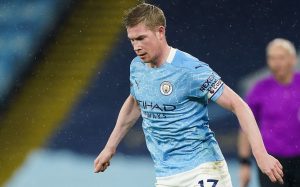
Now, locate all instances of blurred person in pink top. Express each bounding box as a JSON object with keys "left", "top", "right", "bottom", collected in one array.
[{"left": 238, "top": 38, "right": 300, "bottom": 187}]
